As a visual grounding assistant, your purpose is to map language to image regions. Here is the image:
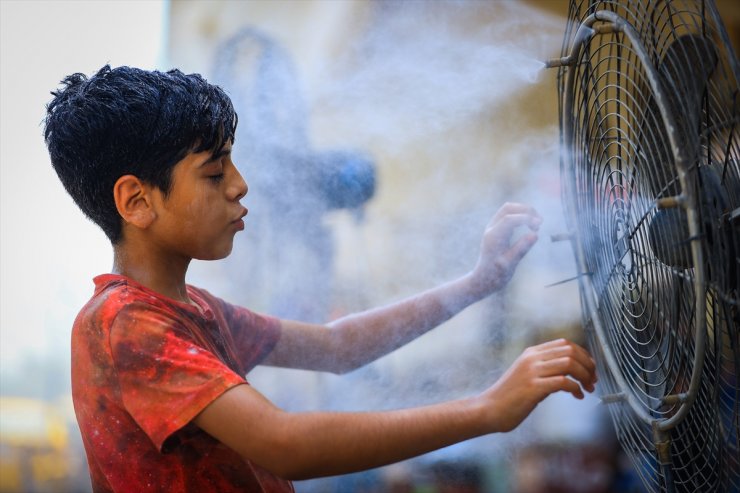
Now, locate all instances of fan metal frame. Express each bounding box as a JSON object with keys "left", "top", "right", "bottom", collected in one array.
[
  {"left": 550, "top": 9, "right": 709, "bottom": 434},
  {"left": 543, "top": 4, "right": 740, "bottom": 490}
]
